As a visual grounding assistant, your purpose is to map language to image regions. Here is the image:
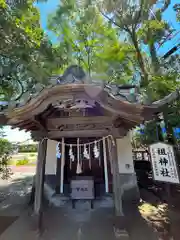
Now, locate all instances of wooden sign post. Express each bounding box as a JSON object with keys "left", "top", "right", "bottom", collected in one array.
[
  {"left": 149, "top": 142, "right": 180, "bottom": 240},
  {"left": 149, "top": 142, "right": 179, "bottom": 184}
]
